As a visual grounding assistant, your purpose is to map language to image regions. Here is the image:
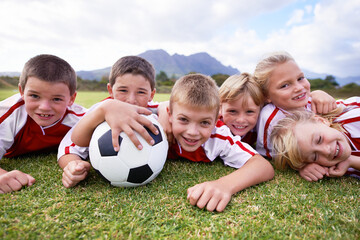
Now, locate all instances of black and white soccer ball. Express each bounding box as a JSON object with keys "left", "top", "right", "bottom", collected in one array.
[{"left": 89, "top": 114, "right": 168, "bottom": 187}]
